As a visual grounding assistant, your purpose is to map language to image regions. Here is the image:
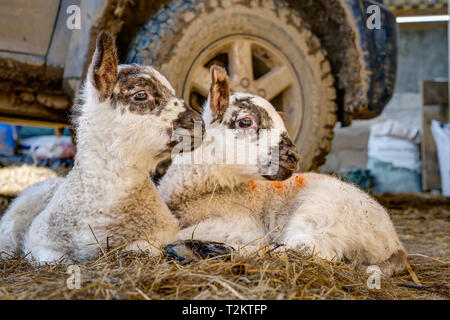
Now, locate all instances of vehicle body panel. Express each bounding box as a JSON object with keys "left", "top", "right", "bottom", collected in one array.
[{"left": 0, "top": 0, "right": 59, "bottom": 56}]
